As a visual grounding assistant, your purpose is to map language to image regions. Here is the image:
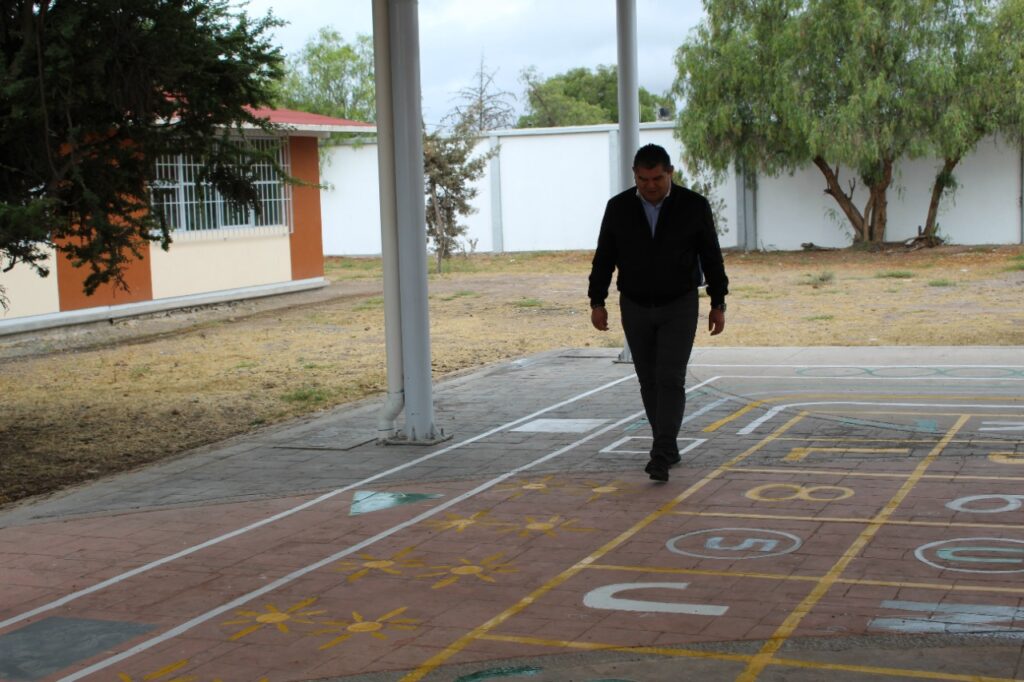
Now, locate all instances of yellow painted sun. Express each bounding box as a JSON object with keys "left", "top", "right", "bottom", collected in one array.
[
  {"left": 416, "top": 552, "right": 517, "bottom": 589},
  {"left": 502, "top": 514, "right": 594, "bottom": 538},
  {"left": 425, "top": 510, "right": 513, "bottom": 534},
  {"left": 313, "top": 606, "right": 419, "bottom": 650},
  {"left": 221, "top": 597, "right": 326, "bottom": 641},
  {"left": 333, "top": 547, "right": 424, "bottom": 582},
  {"left": 579, "top": 479, "right": 635, "bottom": 503},
  {"left": 494, "top": 475, "right": 562, "bottom": 500},
  {"left": 117, "top": 660, "right": 191, "bottom": 682}
]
